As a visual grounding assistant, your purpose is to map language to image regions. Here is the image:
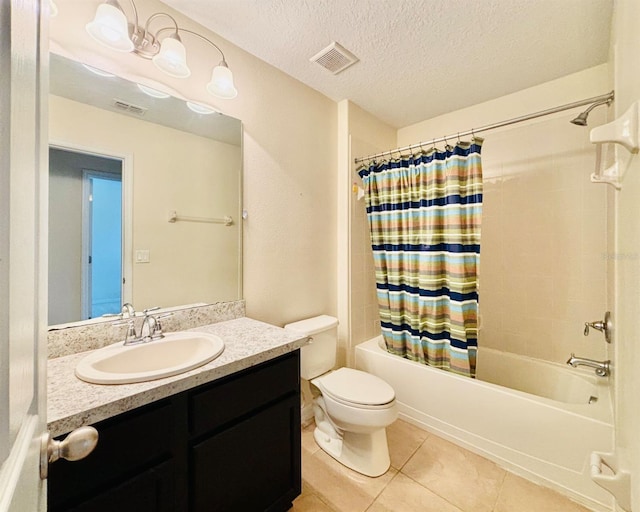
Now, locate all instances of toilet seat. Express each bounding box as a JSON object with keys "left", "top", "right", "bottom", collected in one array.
[{"left": 313, "top": 368, "right": 396, "bottom": 408}]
